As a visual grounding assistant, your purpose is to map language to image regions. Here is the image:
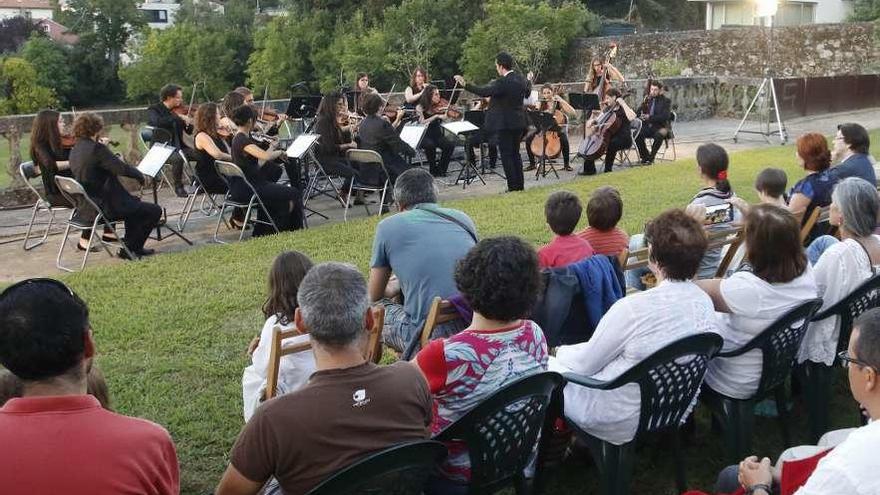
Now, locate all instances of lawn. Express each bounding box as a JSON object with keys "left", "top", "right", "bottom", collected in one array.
[{"left": 25, "top": 131, "right": 879, "bottom": 494}]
